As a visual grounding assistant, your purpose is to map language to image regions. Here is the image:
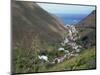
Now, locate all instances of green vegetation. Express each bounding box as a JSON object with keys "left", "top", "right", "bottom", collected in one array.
[
  {"left": 37, "top": 47, "right": 96, "bottom": 72},
  {"left": 13, "top": 38, "right": 60, "bottom": 73},
  {"left": 12, "top": 1, "right": 96, "bottom": 74},
  {"left": 13, "top": 46, "right": 96, "bottom": 73}
]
